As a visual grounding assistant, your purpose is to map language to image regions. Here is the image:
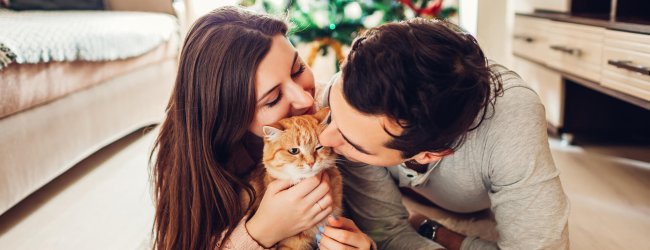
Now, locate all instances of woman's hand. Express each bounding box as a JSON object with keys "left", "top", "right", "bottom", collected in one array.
[
  {"left": 246, "top": 173, "right": 333, "bottom": 248},
  {"left": 319, "top": 216, "right": 375, "bottom": 250}
]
